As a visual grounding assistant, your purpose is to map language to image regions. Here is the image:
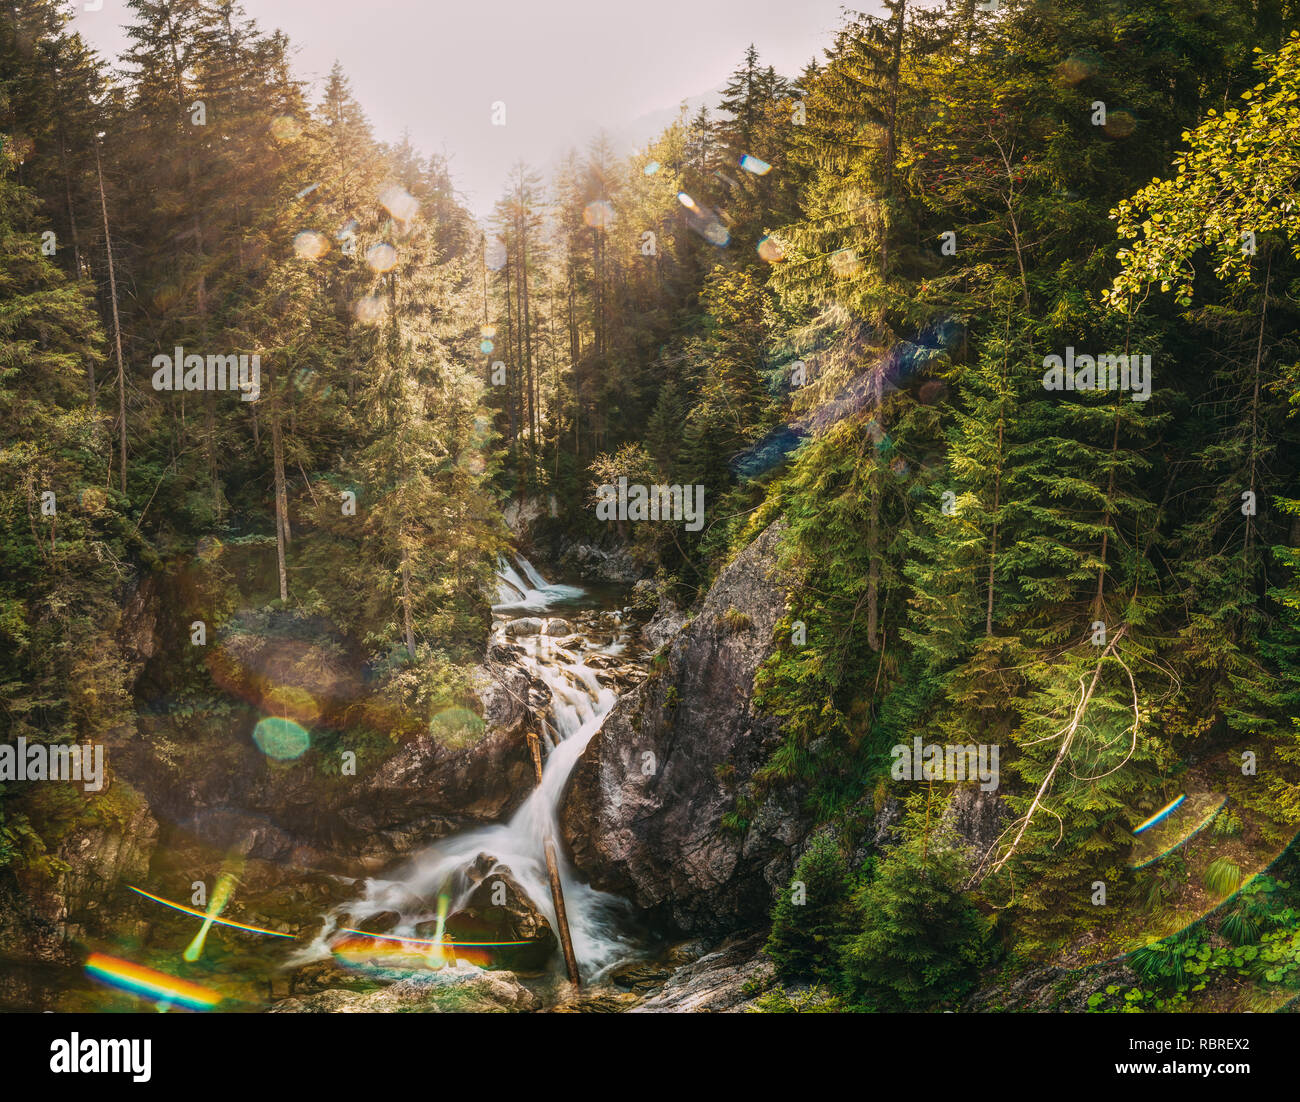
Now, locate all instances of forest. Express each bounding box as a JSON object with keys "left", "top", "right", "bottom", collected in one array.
[{"left": 2, "top": 0, "right": 1300, "bottom": 1018}]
